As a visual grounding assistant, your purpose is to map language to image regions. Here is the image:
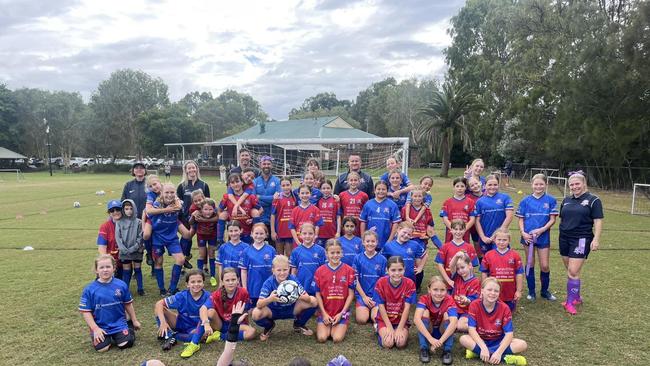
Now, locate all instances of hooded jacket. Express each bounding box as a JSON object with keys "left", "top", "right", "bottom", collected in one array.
[{"left": 115, "top": 199, "right": 144, "bottom": 261}]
